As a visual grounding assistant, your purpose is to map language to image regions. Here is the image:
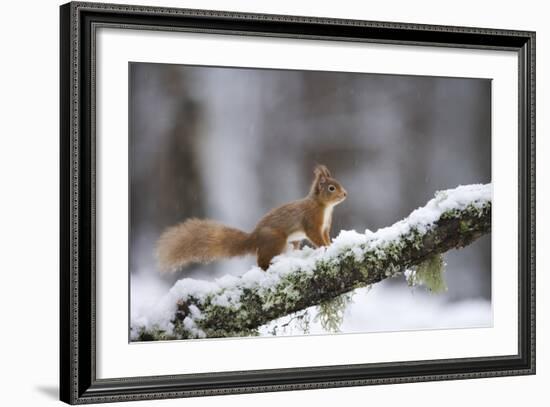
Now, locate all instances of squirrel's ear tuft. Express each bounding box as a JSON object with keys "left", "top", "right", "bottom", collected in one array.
[
  {"left": 314, "top": 164, "right": 331, "bottom": 178},
  {"left": 311, "top": 164, "right": 331, "bottom": 195}
]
